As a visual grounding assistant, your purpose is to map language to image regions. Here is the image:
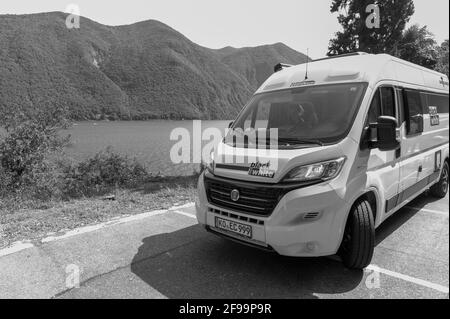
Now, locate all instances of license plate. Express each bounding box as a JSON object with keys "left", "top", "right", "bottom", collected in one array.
[{"left": 215, "top": 217, "right": 253, "bottom": 239}]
